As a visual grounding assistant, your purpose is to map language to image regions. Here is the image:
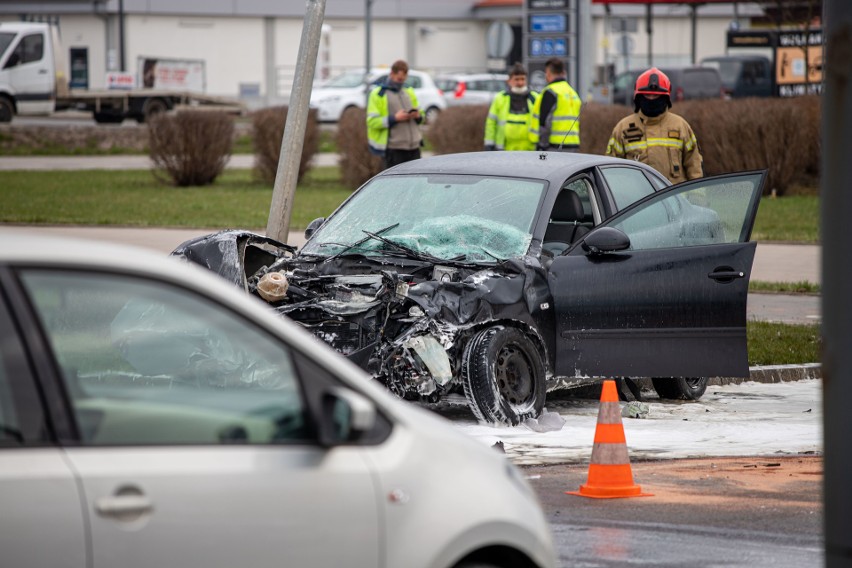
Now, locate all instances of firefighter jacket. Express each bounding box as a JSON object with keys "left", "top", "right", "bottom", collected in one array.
[
  {"left": 367, "top": 81, "right": 422, "bottom": 157},
  {"left": 606, "top": 110, "right": 703, "bottom": 184},
  {"left": 529, "top": 79, "right": 582, "bottom": 150},
  {"left": 484, "top": 90, "right": 537, "bottom": 151}
]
